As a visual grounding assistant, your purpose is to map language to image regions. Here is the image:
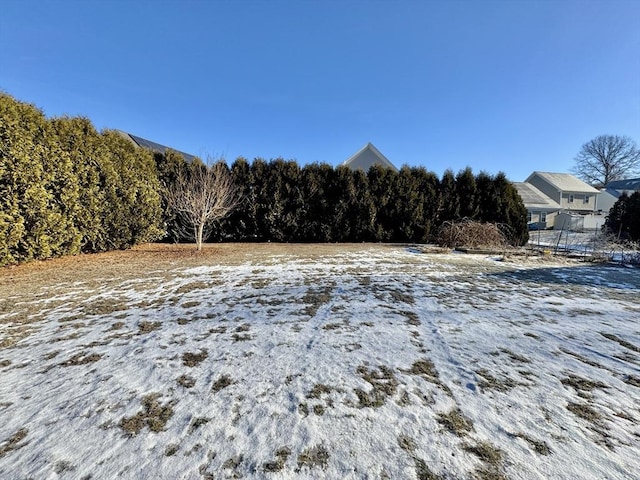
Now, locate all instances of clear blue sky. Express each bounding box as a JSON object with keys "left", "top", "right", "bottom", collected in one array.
[{"left": 1, "top": 0, "right": 639, "bottom": 181}]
